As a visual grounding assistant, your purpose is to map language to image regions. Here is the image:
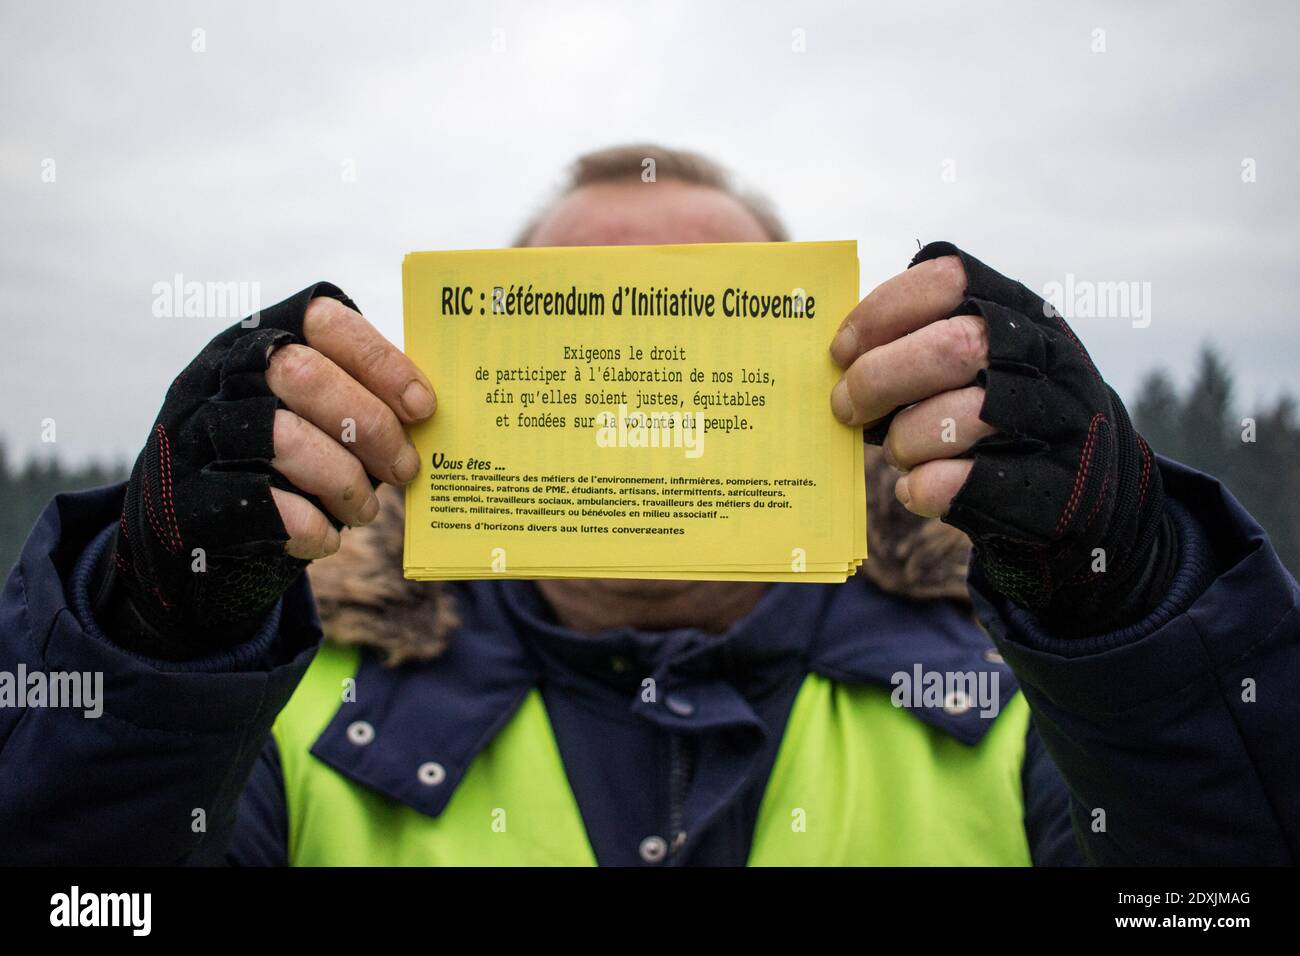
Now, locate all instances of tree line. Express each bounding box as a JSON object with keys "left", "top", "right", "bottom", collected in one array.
[
  {"left": 0, "top": 448, "right": 129, "bottom": 574},
  {"left": 1134, "top": 348, "right": 1299, "bottom": 577}
]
